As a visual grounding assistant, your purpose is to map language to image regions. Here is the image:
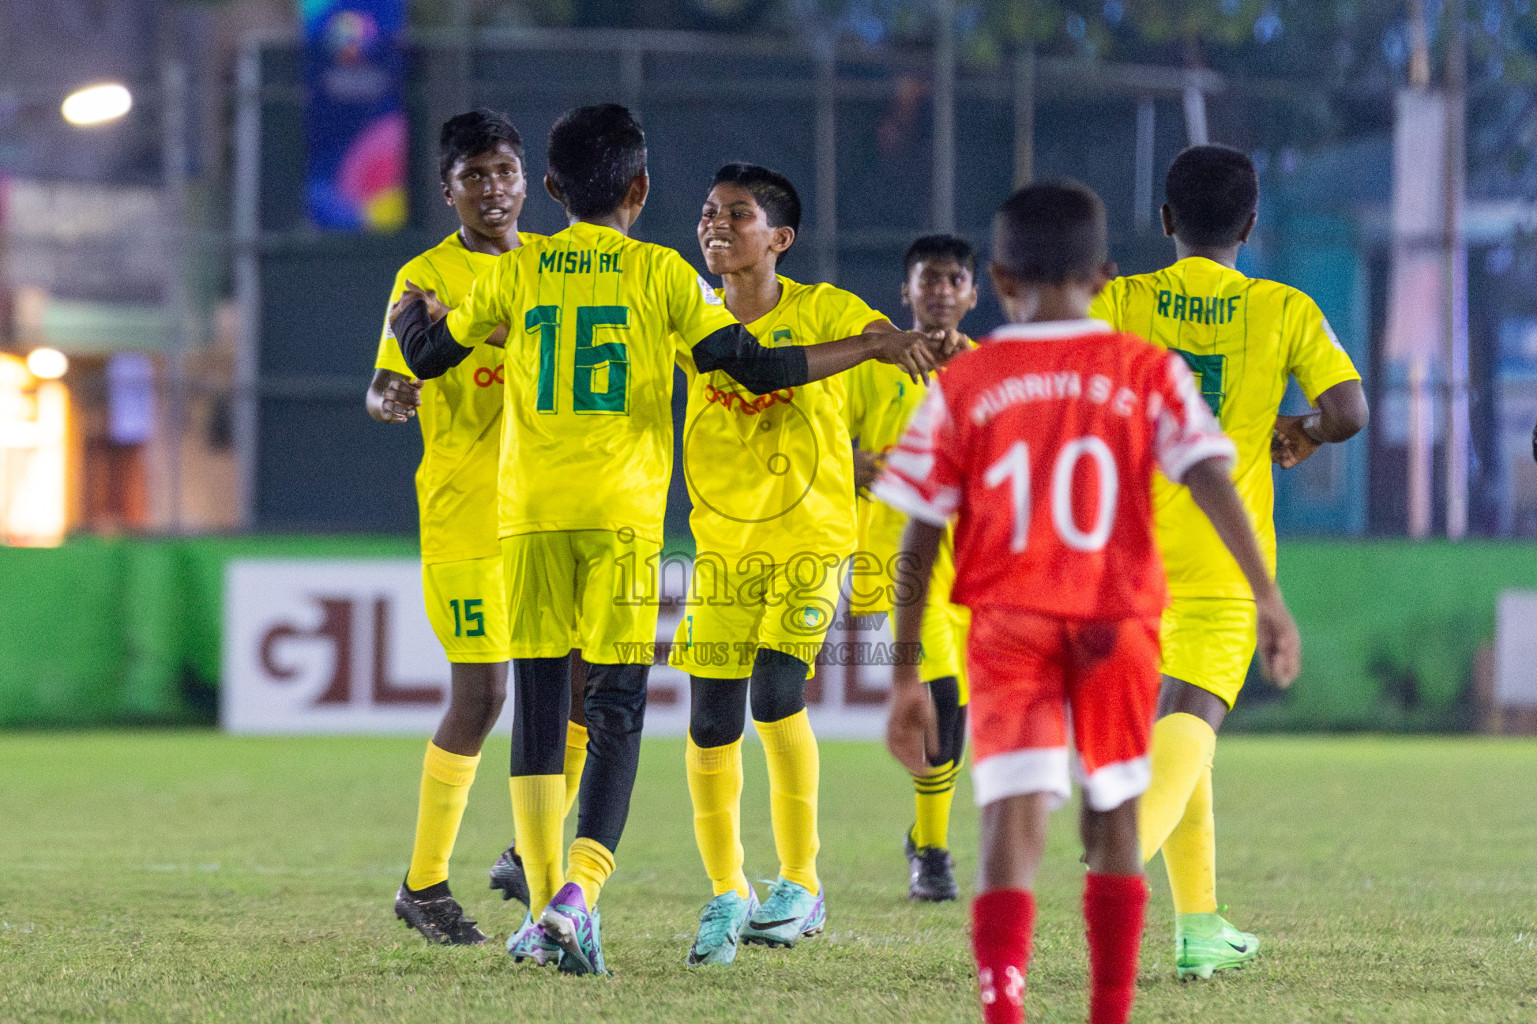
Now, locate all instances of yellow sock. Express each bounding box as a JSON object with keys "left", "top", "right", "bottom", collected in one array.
[
  {"left": 405, "top": 743, "right": 480, "bottom": 891},
  {"left": 912, "top": 758, "right": 960, "bottom": 850},
  {"left": 1163, "top": 764, "right": 1218, "bottom": 914},
  {"left": 563, "top": 722, "right": 588, "bottom": 822},
  {"left": 685, "top": 736, "right": 750, "bottom": 898},
  {"left": 1138, "top": 712, "right": 1216, "bottom": 862},
  {"left": 756, "top": 710, "right": 820, "bottom": 893},
  {"left": 566, "top": 836, "right": 616, "bottom": 908},
  {"left": 509, "top": 775, "right": 565, "bottom": 912}
]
